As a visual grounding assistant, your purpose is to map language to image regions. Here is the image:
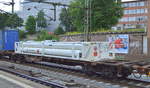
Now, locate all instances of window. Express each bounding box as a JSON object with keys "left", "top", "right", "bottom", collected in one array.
[
  {"left": 122, "top": 1, "right": 145, "bottom": 8},
  {"left": 141, "top": 9, "right": 144, "bottom": 13},
  {"left": 137, "top": 9, "right": 141, "bottom": 14},
  {"left": 132, "top": 9, "right": 136, "bottom": 14},
  {"left": 124, "top": 9, "right": 146, "bottom": 15},
  {"left": 122, "top": 3, "right": 128, "bottom": 7},
  {"left": 130, "top": 2, "right": 136, "bottom": 7},
  {"left": 139, "top": 2, "right": 145, "bottom": 6},
  {"left": 135, "top": 16, "right": 147, "bottom": 21},
  {"left": 119, "top": 16, "right": 147, "bottom": 22},
  {"left": 124, "top": 10, "right": 130, "bottom": 14}
]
